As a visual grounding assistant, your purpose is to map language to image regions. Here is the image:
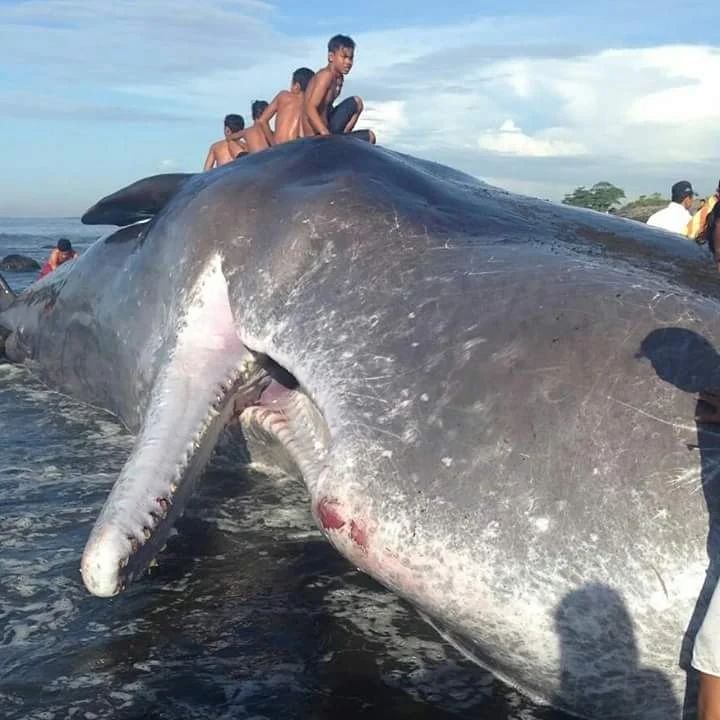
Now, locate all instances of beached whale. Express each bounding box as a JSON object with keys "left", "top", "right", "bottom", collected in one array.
[{"left": 1, "top": 136, "right": 719, "bottom": 718}]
